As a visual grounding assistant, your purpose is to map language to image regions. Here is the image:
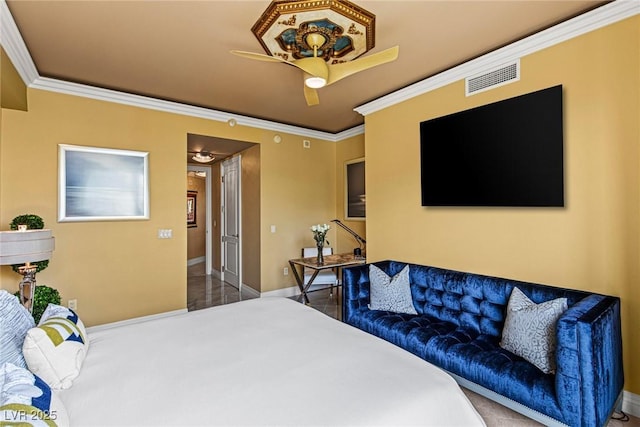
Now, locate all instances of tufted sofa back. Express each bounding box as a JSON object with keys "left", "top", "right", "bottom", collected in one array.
[{"left": 345, "top": 260, "right": 590, "bottom": 338}]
